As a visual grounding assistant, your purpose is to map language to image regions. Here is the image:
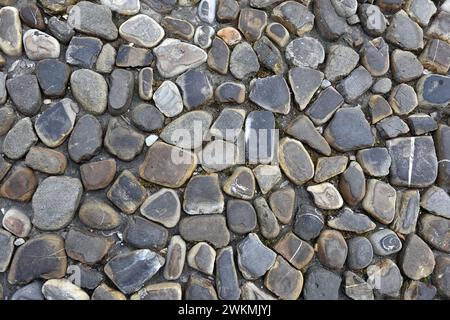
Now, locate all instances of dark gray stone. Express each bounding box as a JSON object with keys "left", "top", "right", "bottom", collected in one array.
[
  {"left": 249, "top": 75, "right": 291, "bottom": 114},
  {"left": 68, "top": 114, "right": 102, "bottom": 163},
  {"left": 324, "top": 107, "right": 375, "bottom": 152},
  {"left": 216, "top": 247, "right": 241, "bottom": 300},
  {"left": 66, "top": 36, "right": 102, "bottom": 69},
  {"left": 67, "top": 1, "right": 118, "bottom": 41},
  {"left": 107, "top": 170, "right": 147, "bottom": 214},
  {"left": 176, "top": 69, "right": 213, "bottom": 110},
  {"left": 237, "top": 233, "right": 276, "bottom": 280},
  {"left": 125, "top": 216, "right": 169, "bottom": 250},
  {"left": 131, "top": 104, "right": 164, "bottom": 132},
  {"left": 303, "top": 266, "right": 342, "bottom": 300},
  {"left": 104, "top": 249, "right": 164, "bottom": 294},
  {"left": 36, "top": 59, "right": 71, "bottom": 97},
  {"left": 6, "top": 74, "right": 41, "bottom": 116},
  {"left": 116, "top": 45, "right": 154, "bottom": 68},
  {"left": 108, "top": 69, "right": 134, "bottom": 115},
  {"left": 226, "top": 200, "right": 257, "bottom": 234},
  {"left": 104, "top": 118, "right": 145, "bottom": 161},
  {"left": 294, "top": 205, "right": 324, "bottom": 241},
  {"left": 328, "top": 207, "right": 376, "bottom": 234},
  {"left": 179, "top": 215, "right": 230, "bottom": 248},
  {"left": 253, "top": 36, "right": 287, "bottom": 75},
  {"left": 387, "top": 136, "right": 438, "bottom": 188},
  {"left": 376, "top": 116, "right": 410, "bottom": 139},
  {"left": 245, "top": 111, "right": 276, "bottom": 164},
  {"left": 347, "top": 236, "right": 373, "bottom": 270},
  {"left": 35, "top": 99, "right": 77, "bottom": 148},
  {"left": 356, "top": 147, "right": 391, "bottom": 177},
  {"left": 306, "top": 86, "right": 344, "bottom": 125}
]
